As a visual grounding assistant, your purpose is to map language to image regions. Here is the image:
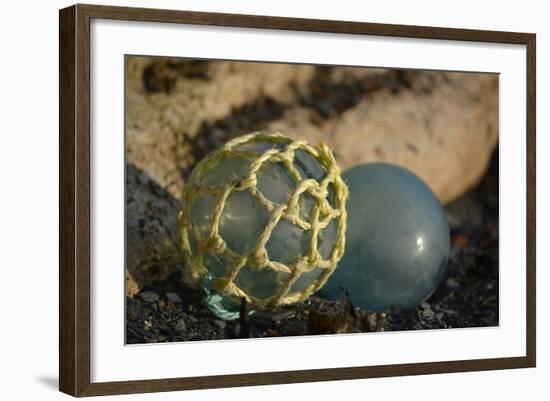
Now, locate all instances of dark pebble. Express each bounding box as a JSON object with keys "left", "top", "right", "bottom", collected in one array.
[
  {"left": 422, "top": 309, "right": 435, "bottom": 319},
  {"left": 139, "top": 291, "right": 160, "bottom": 303},
  {"left": 165, "top": 292, "right": 182, "bottom": 303},
  {"left": 447, "top": 278, "right": 460, "bottom": 289},
  {"left": 213, "top": 320, "right": 226, "bottom": 329}
]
